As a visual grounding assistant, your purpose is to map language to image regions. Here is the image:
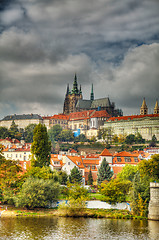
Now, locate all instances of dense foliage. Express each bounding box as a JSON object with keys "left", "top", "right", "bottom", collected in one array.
[
  {"left": 31, "top": 123, "right": 51, "bottom": 167},
  {"left": 15, "top": 177, "right": 60, "bottom": 209},
  {"left": 117, "top": 164, "right": 138, "bottom": 182},
  {"left": 88, "top": 169, "right": 93, "bottom": 185},
  {"left": 100, "top": 179, "right": 132, "bottom": 203}
]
